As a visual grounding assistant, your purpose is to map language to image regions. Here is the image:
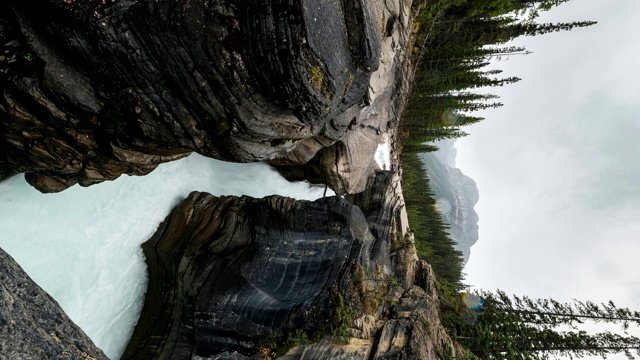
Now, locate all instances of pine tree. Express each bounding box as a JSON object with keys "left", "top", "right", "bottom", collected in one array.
[
  {"left": 445, "top": 290, "right": 640, "bottom": 359},
  {"left": 483, "top": 290, "right": 640, "bottom": 330}
]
